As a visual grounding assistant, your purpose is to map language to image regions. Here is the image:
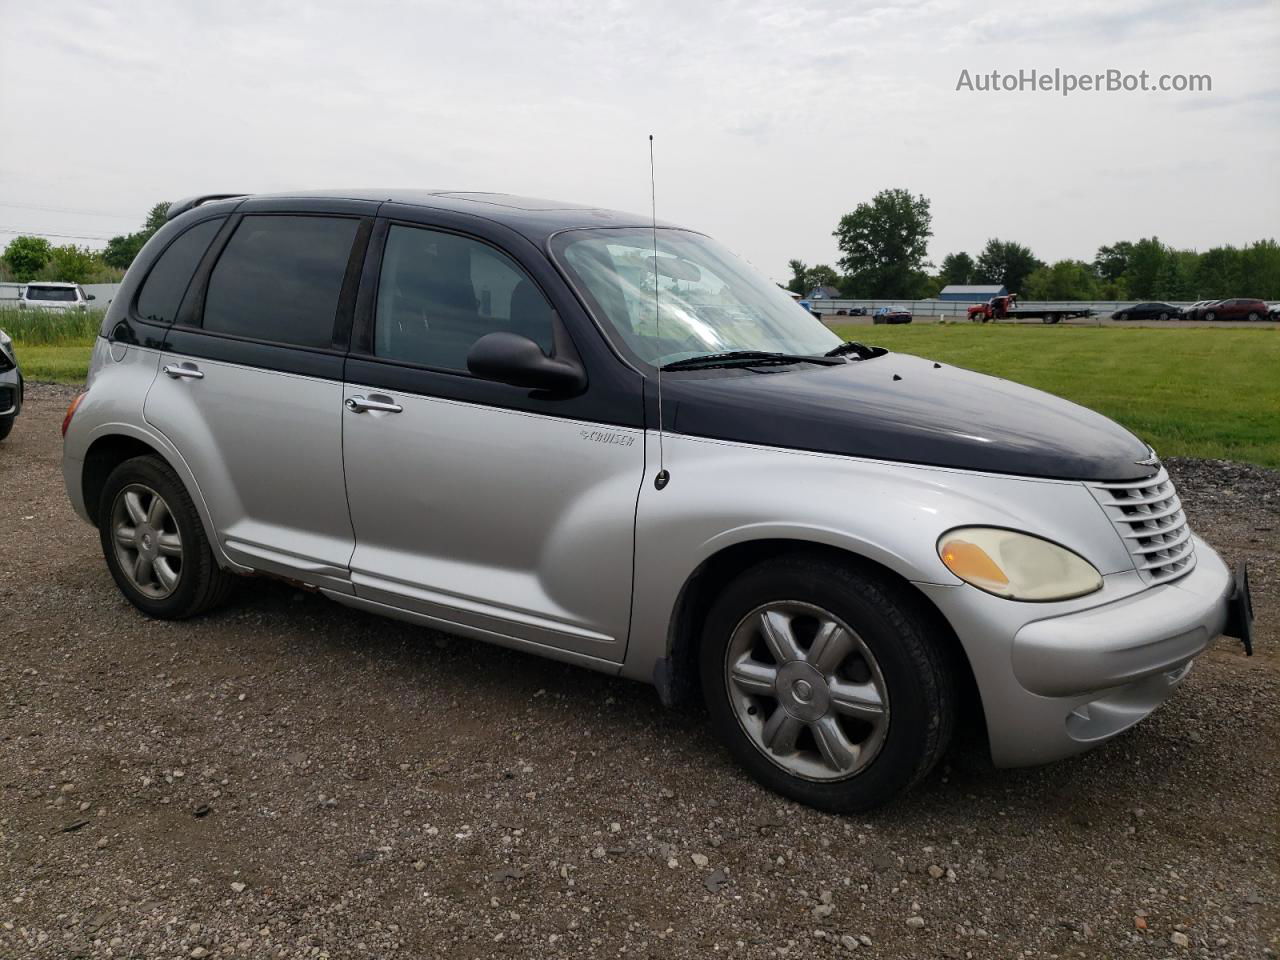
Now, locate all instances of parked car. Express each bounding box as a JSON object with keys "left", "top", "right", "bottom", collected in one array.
[
  {"left": 1111, "top": 302, "right": 1180, "bottom": 321},
  {"left": 1179, "top": 300, "right": 1219, "bottom": 322},
  {"left": 0, "top": 327, "right": 22, "bottom": 442},
  {"left": 1270, "top": 303, "right": 1279, "bottom": 320},
  {"left": 19, "top": 282, "right": 96, "bottom": 312},
  {"left": 872, "top": 305, "right": 912, "bottom": 324},
  {"left": 60, "top": 190, "right": 1252, "bottom": 812},
  {"left": 833, "top": 307, "right": 867, "bottom": 317},
  {"left": 1202, "top": 298, "right": 1269, "bottom": 322}
]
